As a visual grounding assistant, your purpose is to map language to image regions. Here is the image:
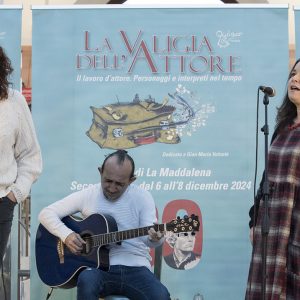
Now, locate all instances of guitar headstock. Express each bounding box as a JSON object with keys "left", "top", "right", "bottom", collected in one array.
[{"left": 166, "top": 214, "right": 200, "bottom": 234}]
